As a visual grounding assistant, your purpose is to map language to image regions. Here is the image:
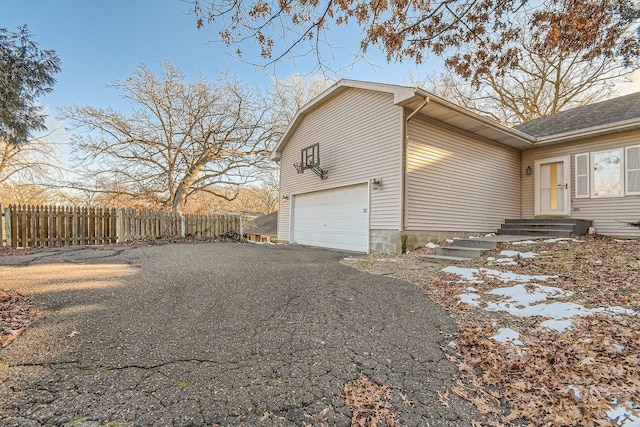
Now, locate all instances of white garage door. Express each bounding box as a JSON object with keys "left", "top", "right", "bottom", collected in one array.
[{"left": 292, "top": 184, "right": 369, "bottom": 252}]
